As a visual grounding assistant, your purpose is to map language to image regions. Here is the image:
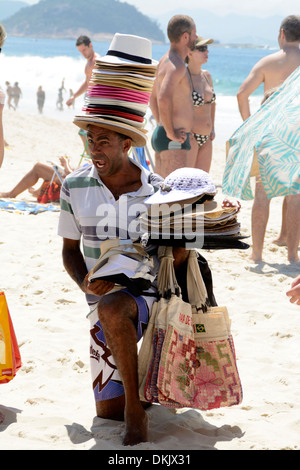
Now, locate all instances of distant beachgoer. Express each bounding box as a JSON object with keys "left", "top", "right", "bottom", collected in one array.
[
  {"left": 12, "top": 82, "right": 22, "bottom": 109},
  {"left": 237, "top": 15, "right": 300, "bottom": 263},
  {"left": 0, "top": 156, "right": 72, "bottom": 199},
  {"left": 186, "top": 36, "right": 216, "bottom": 172},
  {"left": 5, "top": 81, "right": 15, "bottom": 110},
  {"left": 56, "top": 87, "right": 64, "bottom": 111},
  {"left": 286, "top": 275, "right": 300, "bottom": 305},
  {"left": 37, "top": 86, "right": 45, "bottom": 113},
  {"left": 66, "top": 36, "right": 100, "bottom": 108},
  {"left": 69, "top": 89, "right": 75, "bottom": 108},
  {"left": 149, "top": 15, "right": 197, "bottom": 177},
  {"left": 0, "top": 24, "right": 7, "bottom": 168}
]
